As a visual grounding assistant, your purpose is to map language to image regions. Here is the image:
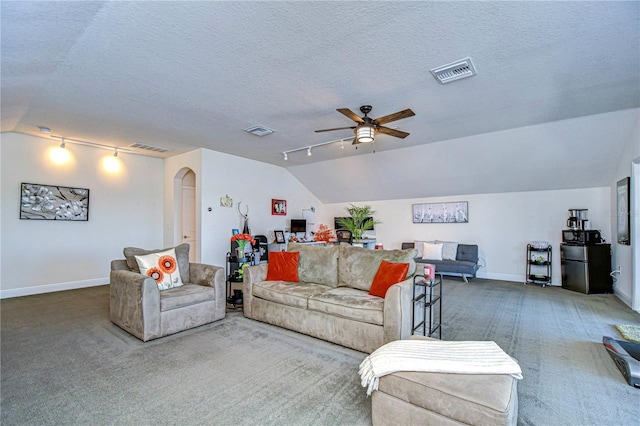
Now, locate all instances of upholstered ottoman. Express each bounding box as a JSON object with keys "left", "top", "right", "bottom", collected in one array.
[{"left": 371, "top": 337, "right": 518, "bottom": 426}]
